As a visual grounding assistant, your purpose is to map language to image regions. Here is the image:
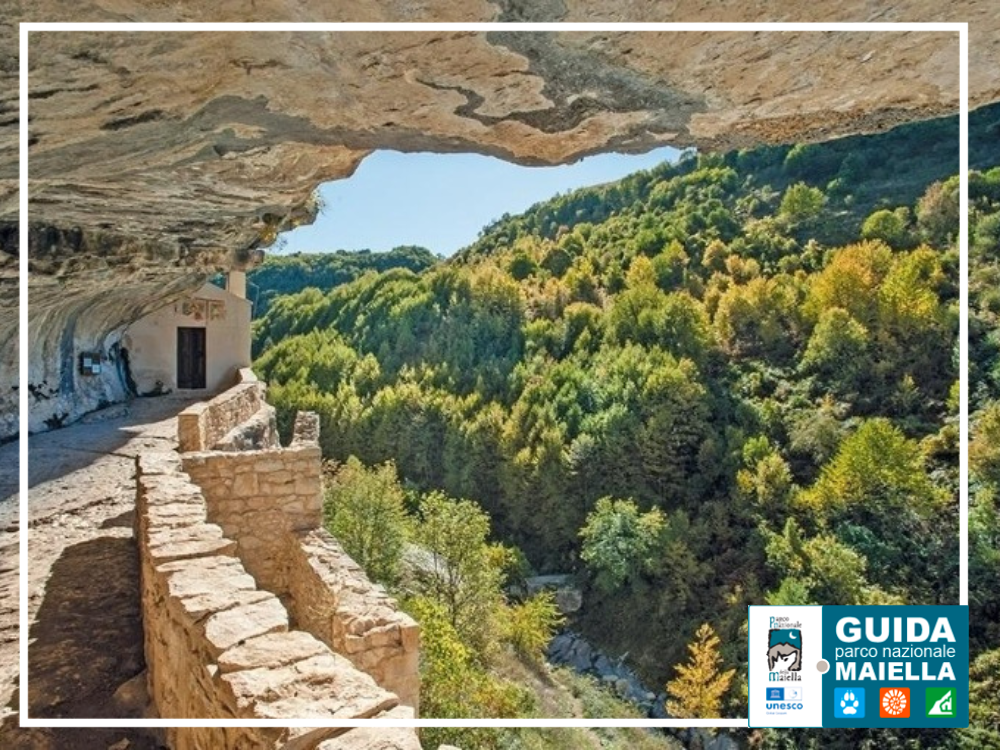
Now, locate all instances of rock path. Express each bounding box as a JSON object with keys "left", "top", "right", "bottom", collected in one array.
[{"left": 0, "top": 396, "right": 194, "bottom": 749}]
